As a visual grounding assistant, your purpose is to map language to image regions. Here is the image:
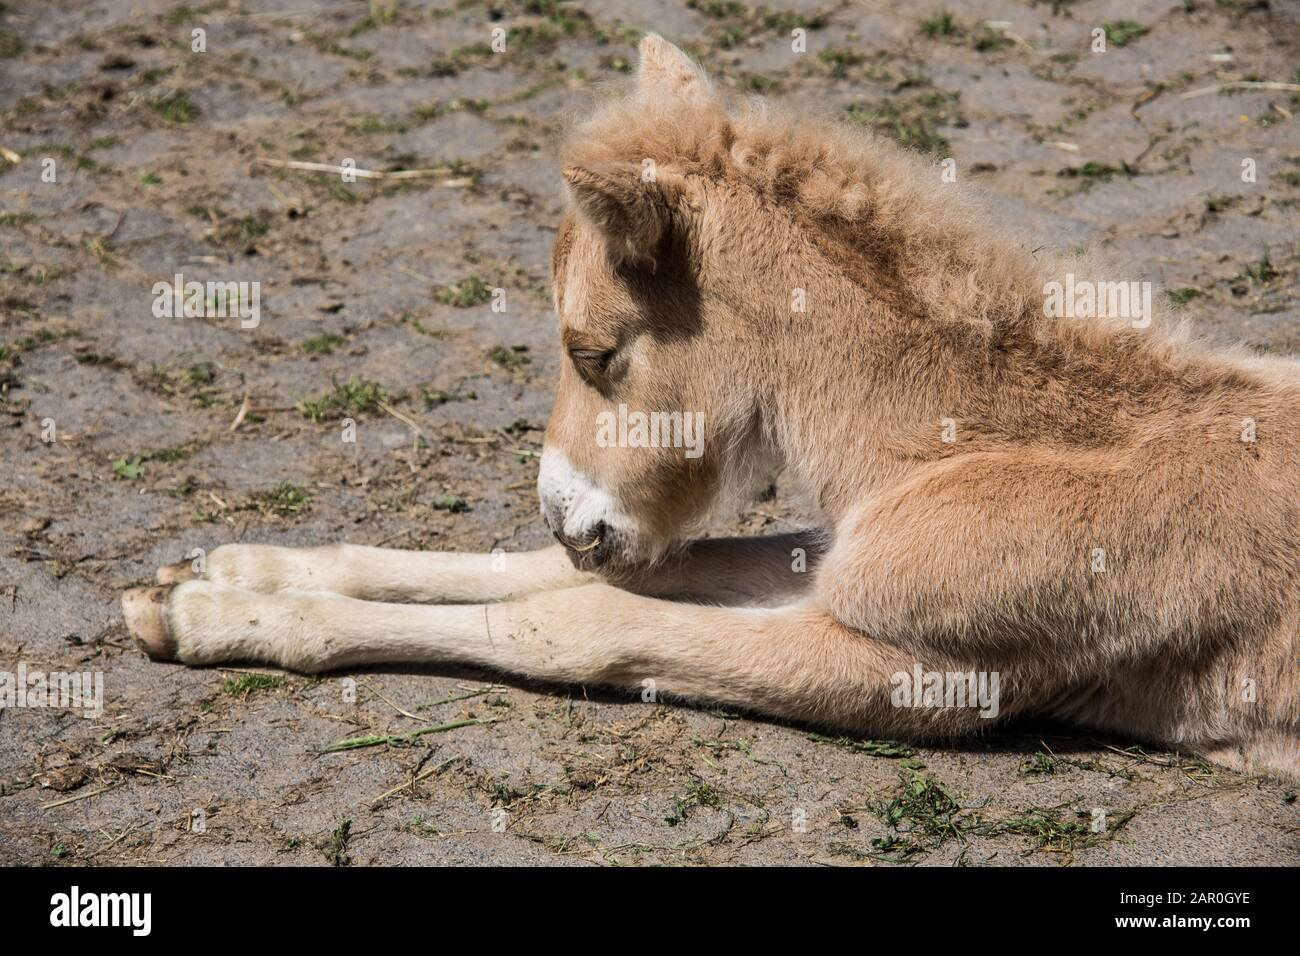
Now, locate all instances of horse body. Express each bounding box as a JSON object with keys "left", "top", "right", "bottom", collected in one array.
[{"left": 123, "top": 36, "right": 1300, "bottom": 781}]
